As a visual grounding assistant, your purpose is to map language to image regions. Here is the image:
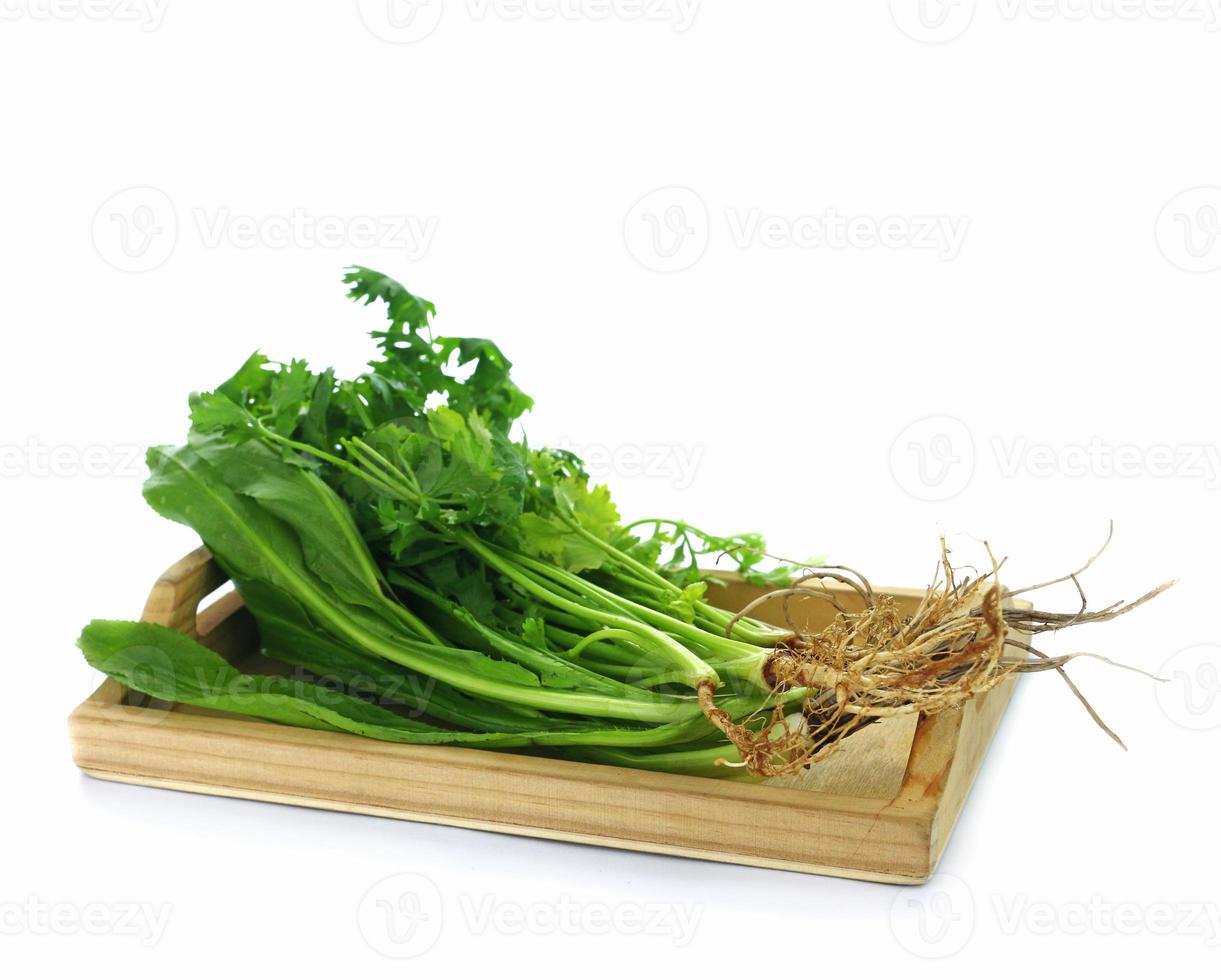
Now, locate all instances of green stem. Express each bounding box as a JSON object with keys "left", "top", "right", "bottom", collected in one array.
[
  {"left": 505, "top": 548, "right": 768, "bottom": 670},
  {"left": 455, "top": 530, "right": 721, "bottom": 689},
  {"left": 566, "top": 627, "right": 644, "bottom": 659}
]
